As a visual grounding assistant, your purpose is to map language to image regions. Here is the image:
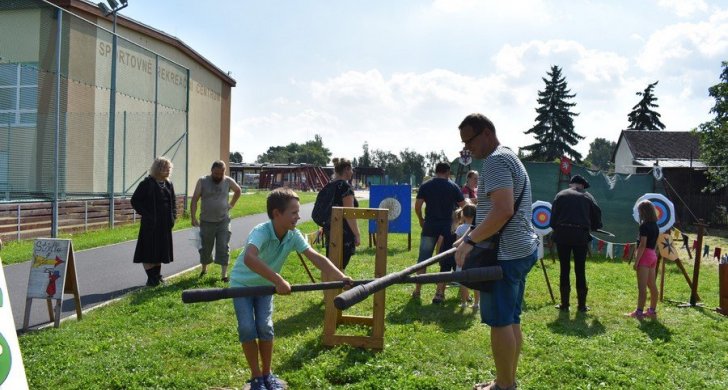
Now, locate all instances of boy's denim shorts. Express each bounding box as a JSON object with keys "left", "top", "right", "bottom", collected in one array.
[
  {"left": 233, "top": 294, "right": 274, "bottom": 343},
  {"left": 480, "top": 250, "right": 537, "bottom": 327}
]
